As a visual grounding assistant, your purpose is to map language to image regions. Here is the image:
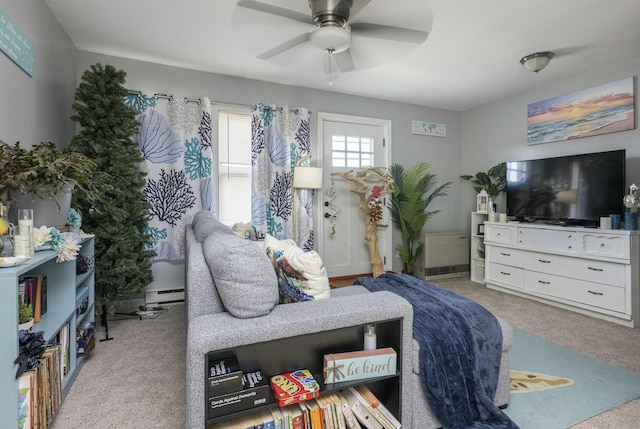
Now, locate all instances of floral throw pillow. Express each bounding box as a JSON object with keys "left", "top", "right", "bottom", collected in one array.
[{"left": 264, "top": 235, "right": 331, "bottom": 304}]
